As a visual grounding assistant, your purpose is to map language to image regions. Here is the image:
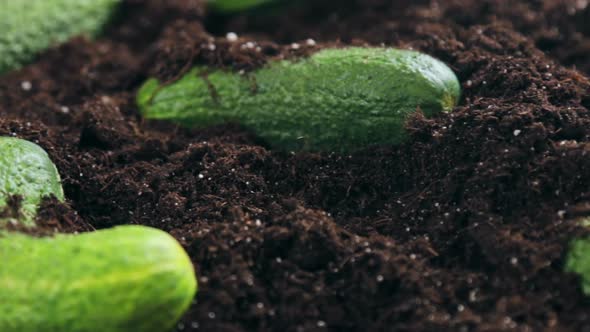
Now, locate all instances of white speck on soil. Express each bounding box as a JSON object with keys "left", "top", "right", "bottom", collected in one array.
[
  {"left": 226, "top": 32, "right": 238, "bottom": 41},
  {"left": 21, "top": 81, "right": 32, "bottom": 91}
]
